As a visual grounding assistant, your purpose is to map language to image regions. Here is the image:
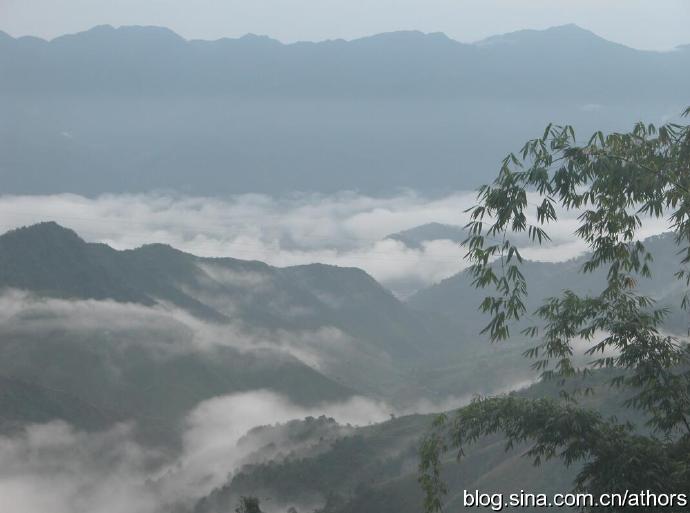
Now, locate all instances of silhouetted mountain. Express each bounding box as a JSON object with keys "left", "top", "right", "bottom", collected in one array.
[
  {"left": 1, "top": 25, "right": 686, "bottom": 195},
  {"left": 0, "top": 222, "right": 439, "bottom": 360},
  {"left": 478, "top": 23, "right": 622, "bottom": 49},
  {"left": 2, "top": 24, "right": 687, "bottom": 99},
  {"left": 0, "top": 222, "right": 152, "bottom": 303},
  {"left": 0, "top": 223, "right": 466, "bottom": 433}
]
